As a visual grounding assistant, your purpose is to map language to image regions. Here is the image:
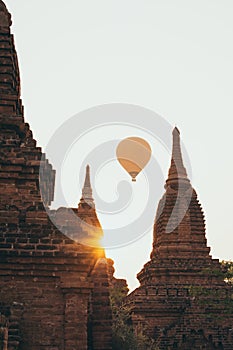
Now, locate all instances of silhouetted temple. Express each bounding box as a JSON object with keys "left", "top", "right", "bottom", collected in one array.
[
  {"left": 0, "top": 2, "right": 112, "bottom": 349},
  {"left": 0, "top": 1, "right": 233, "bottom": 350},
  {"left": 127, "top": 128, "right": 233, "bottom": 349}
]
